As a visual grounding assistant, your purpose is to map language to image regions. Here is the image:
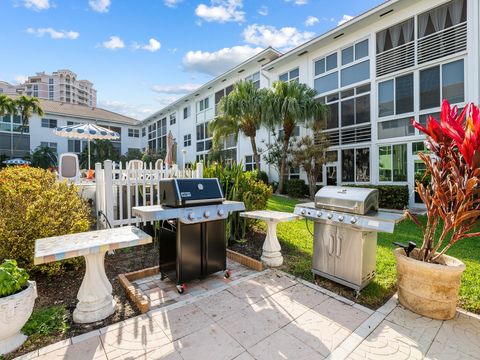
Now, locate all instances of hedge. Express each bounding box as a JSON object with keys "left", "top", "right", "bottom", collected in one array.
[
  {"left": 344, "top": 184, "right": 409, "bottom": 210},
  {"left": 286, "top": 179, "right": 309, "bottom": 198}
]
